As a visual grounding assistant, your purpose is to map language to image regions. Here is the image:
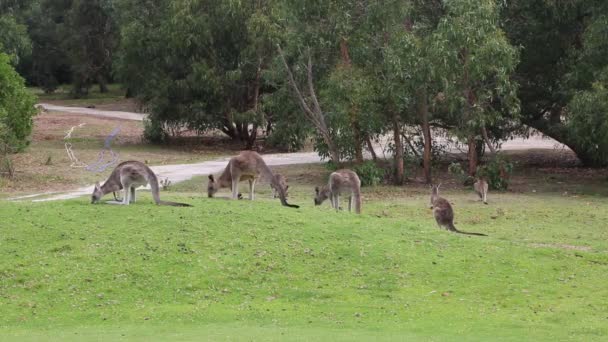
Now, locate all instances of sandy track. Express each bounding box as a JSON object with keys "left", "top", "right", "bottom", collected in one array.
[{"left": 8, "top": 104, "right": 567, "bottom": 202}]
